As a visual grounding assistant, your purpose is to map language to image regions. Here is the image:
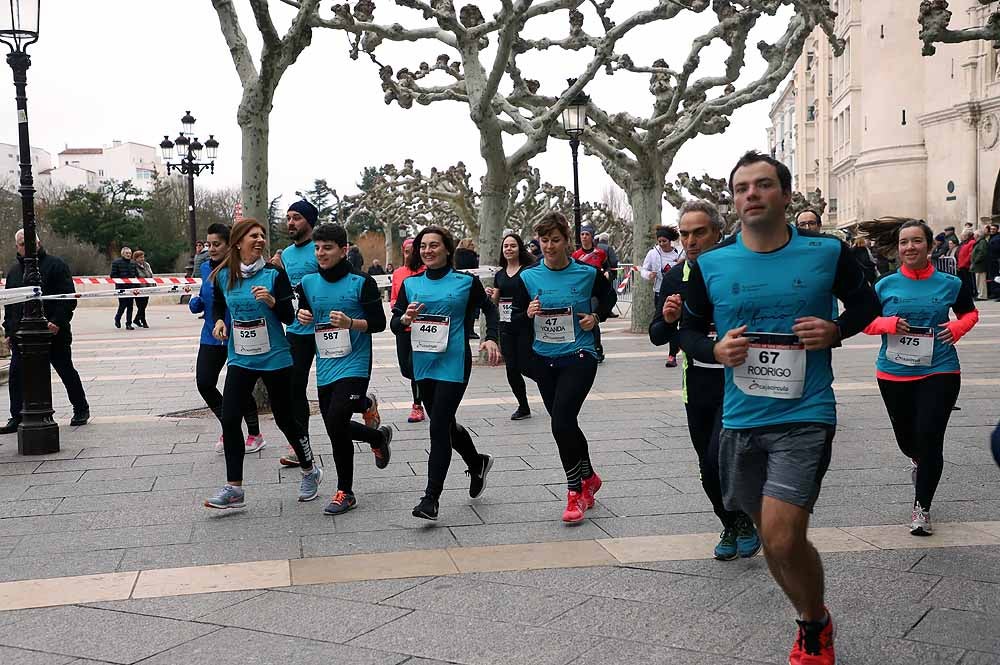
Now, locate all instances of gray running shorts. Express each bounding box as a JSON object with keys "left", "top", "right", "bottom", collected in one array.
[{"left": 718, "top": 423, "right": 834, "bottom": 515}]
